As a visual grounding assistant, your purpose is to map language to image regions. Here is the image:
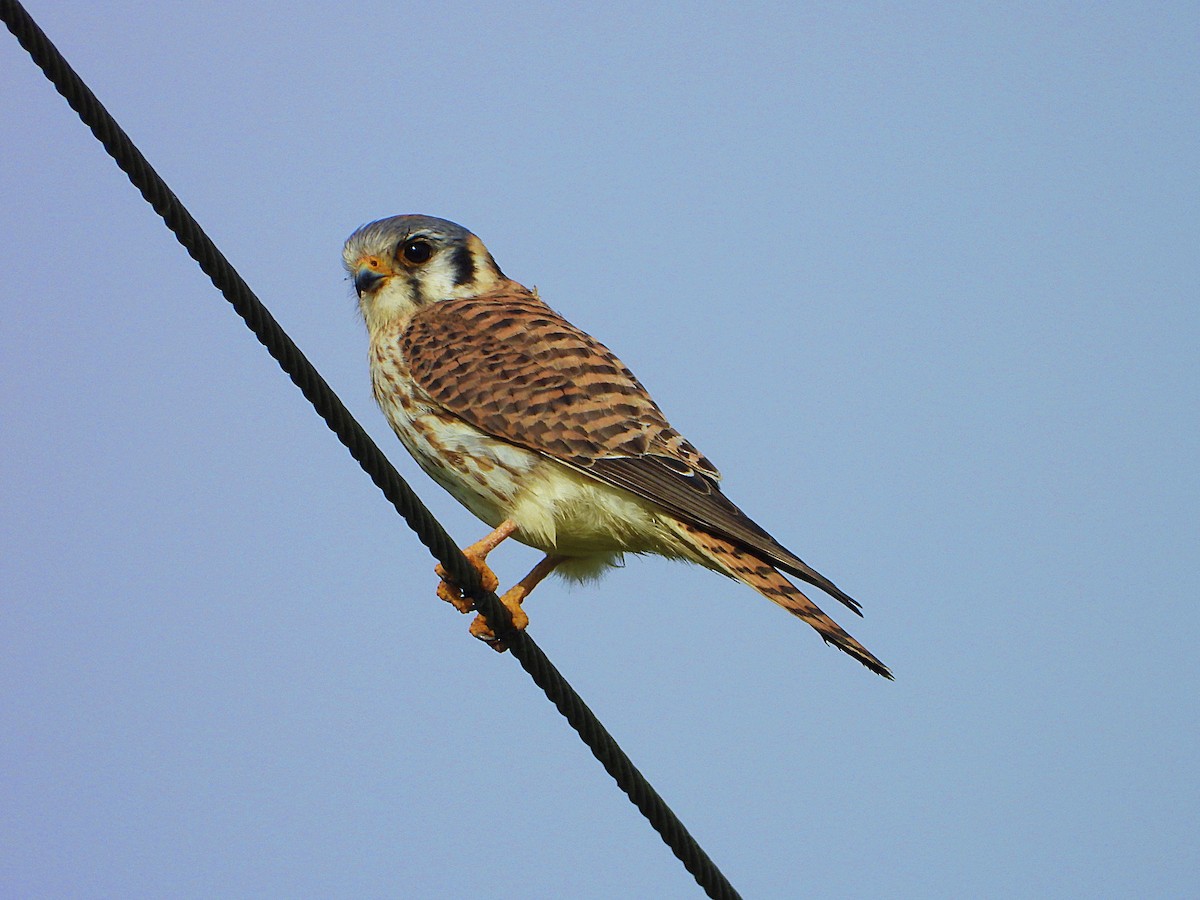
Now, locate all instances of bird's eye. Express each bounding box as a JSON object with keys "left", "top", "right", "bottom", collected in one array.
[{"left": 400, "top": 239, "right": 433, "bottom": 265}]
